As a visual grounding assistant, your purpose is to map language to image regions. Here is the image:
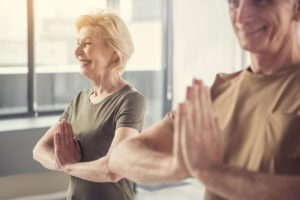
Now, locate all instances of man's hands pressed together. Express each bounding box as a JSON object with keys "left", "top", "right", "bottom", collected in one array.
[{"left": 176, "top": 79, "right": 223, "bottom": 179}]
